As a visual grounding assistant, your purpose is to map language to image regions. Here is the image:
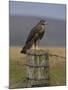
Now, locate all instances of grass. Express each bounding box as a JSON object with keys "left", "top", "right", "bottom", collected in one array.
[
  {"left": 49, "top": 64, "right": 65, "bottom": 86},
  {"left": 9, "top": 46, "right": 66, "bottom": 88},
  {"left": 9, "top": 59, "right": 26, "bottom": 85}
]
